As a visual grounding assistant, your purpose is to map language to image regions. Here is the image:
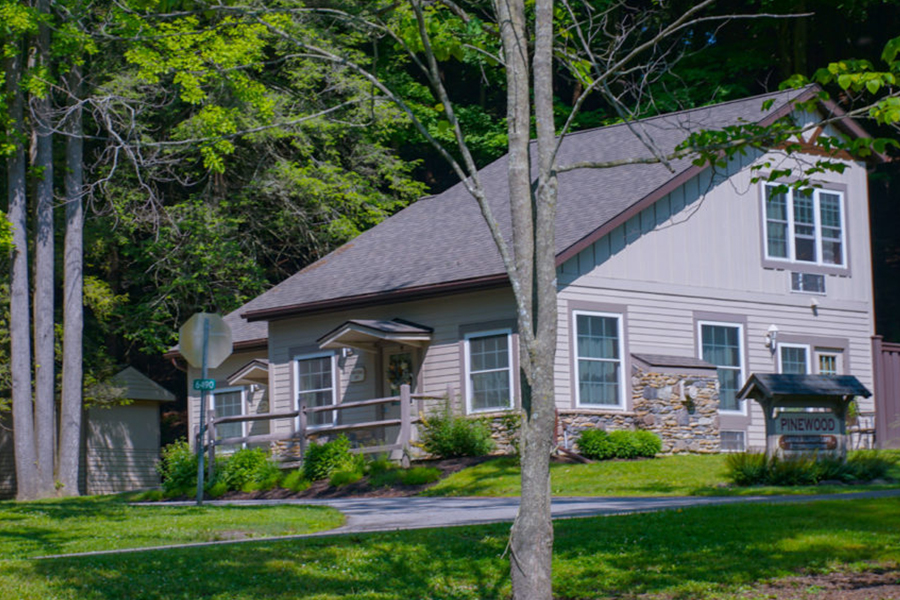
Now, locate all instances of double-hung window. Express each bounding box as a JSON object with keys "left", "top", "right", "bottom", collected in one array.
[
  {"left": 296, "top": 353, "right": 336, "bottom": 427},
  {"left": 211, "top": 387, "right": 245, "bottom": 451},
  {"left": 779, "top": 344, "right": 810, "bottom": 374},
  {"left": 574, "top": 312, "right": 625, "bottom": 408},
  {"left": 779, "top": 344, "right": 843, "bottom": 376},
  {"left": 698, "top": 322, "right": 744, "bottom": 412},
  {"left": 465, "top": 330, "right": 514, "bottom": 413},
  {"left": 764, "top": 184, "right": 846, "bottom": 267}
]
